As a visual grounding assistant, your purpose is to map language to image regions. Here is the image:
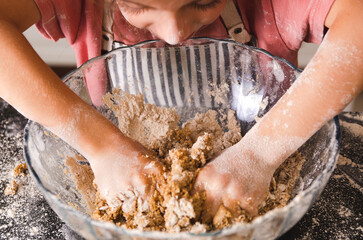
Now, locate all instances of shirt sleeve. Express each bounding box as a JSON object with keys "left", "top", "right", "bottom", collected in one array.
[
  {"left": 33, "top": 0, "right": 82, "bottom": 43},
  {"left": 272, "top": 0, "right": 335, "bottom": 51},
  {"left": 32, "top": 0, "right": 103, "bottom": 66}
]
